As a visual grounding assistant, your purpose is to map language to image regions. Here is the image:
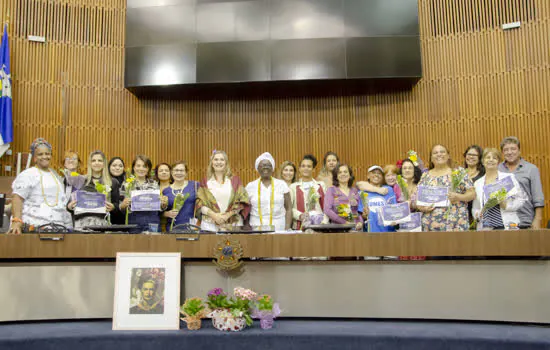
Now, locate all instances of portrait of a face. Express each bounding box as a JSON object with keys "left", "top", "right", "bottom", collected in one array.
[{"left": 129, "top": 268, "right": 165, "bottom": 315}]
